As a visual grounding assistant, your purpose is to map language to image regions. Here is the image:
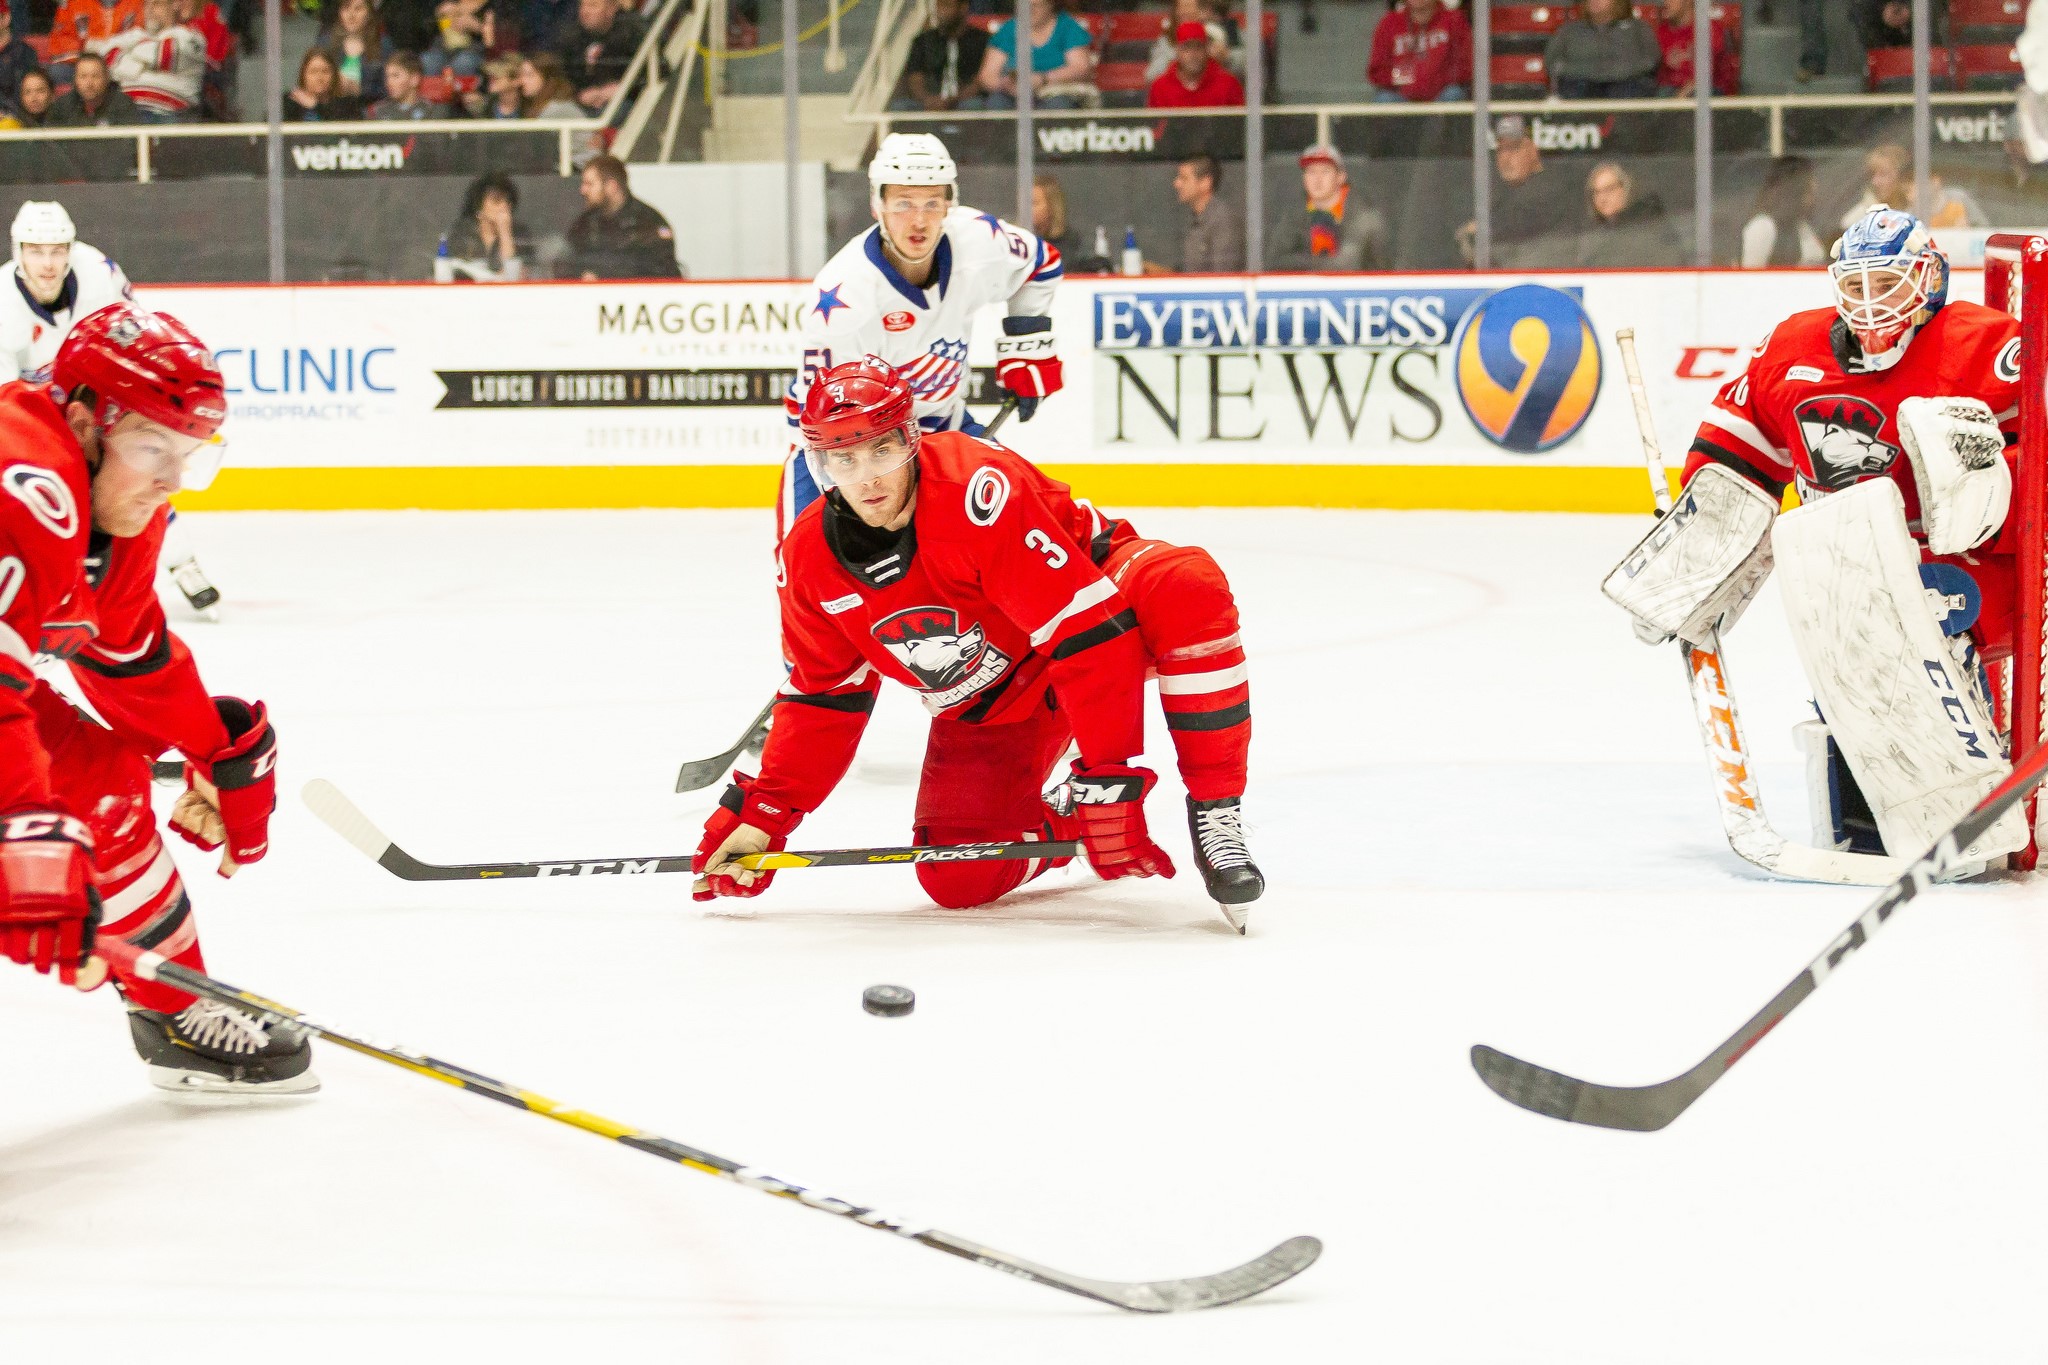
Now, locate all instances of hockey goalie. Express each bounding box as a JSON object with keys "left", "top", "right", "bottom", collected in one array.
[{"left": 1606, "top": 206, "right": 2035, "bottom": 875}]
